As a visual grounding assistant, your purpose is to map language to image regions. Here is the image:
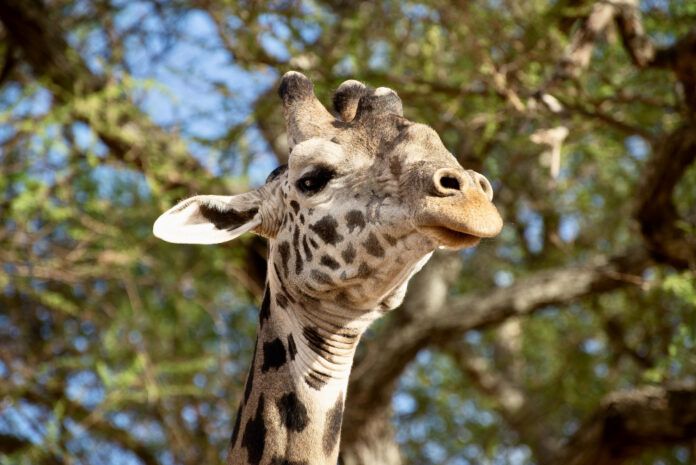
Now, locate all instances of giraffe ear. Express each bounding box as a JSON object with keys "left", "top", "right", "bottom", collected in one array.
[{"left": 153, "top": 193, "right": 261, "bottom": 244}]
